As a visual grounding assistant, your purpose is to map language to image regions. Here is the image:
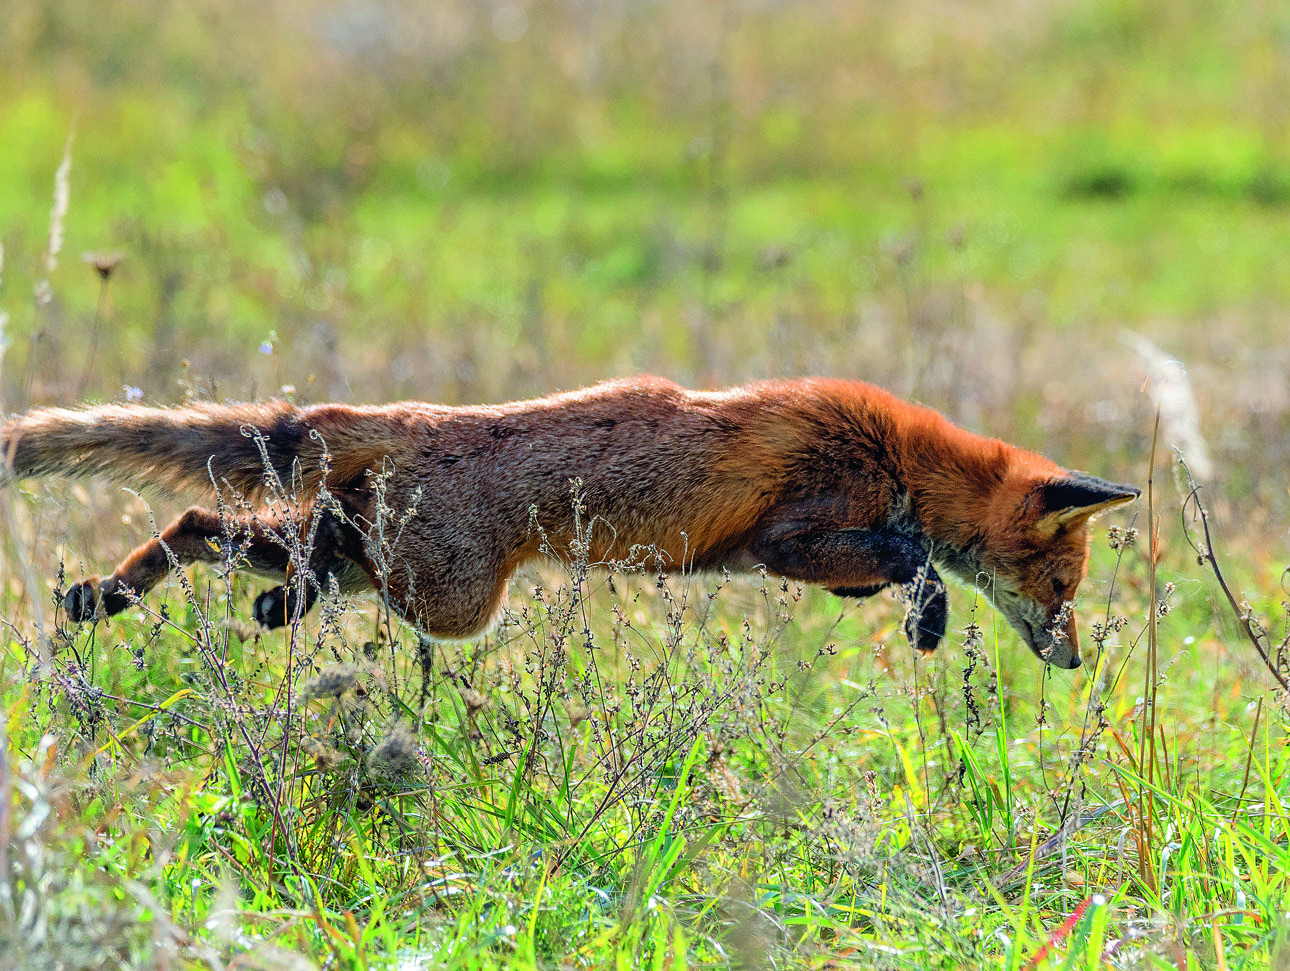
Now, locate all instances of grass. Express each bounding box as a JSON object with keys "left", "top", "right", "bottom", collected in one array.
[
  {"left": 3, "top": 0, "right": 1290, "bottom": 966},
  {"left": 4, "top": 471, "right": 1288, "bottom": 969}
]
